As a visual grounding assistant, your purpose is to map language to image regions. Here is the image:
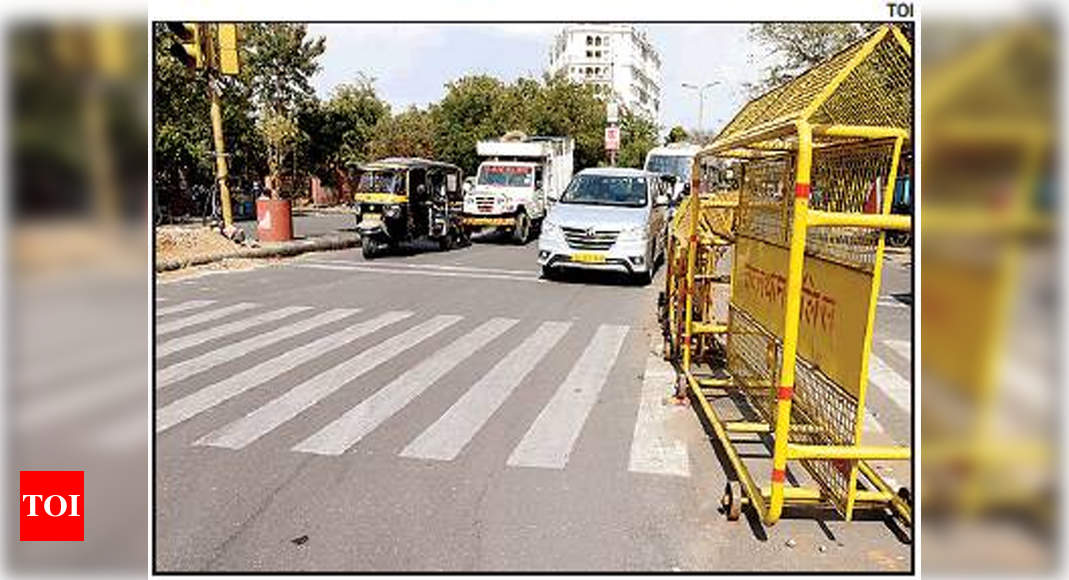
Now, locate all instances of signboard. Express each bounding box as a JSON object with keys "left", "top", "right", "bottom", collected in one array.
[
  {"left": 604, "top": 126, "right": 620, "bottom": 151},
  {"left": 732, "top": 236, "right": 875, "bottom": 397},
  {"left": 606, "top": 101, "right": 620, "bottom": 124}
]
